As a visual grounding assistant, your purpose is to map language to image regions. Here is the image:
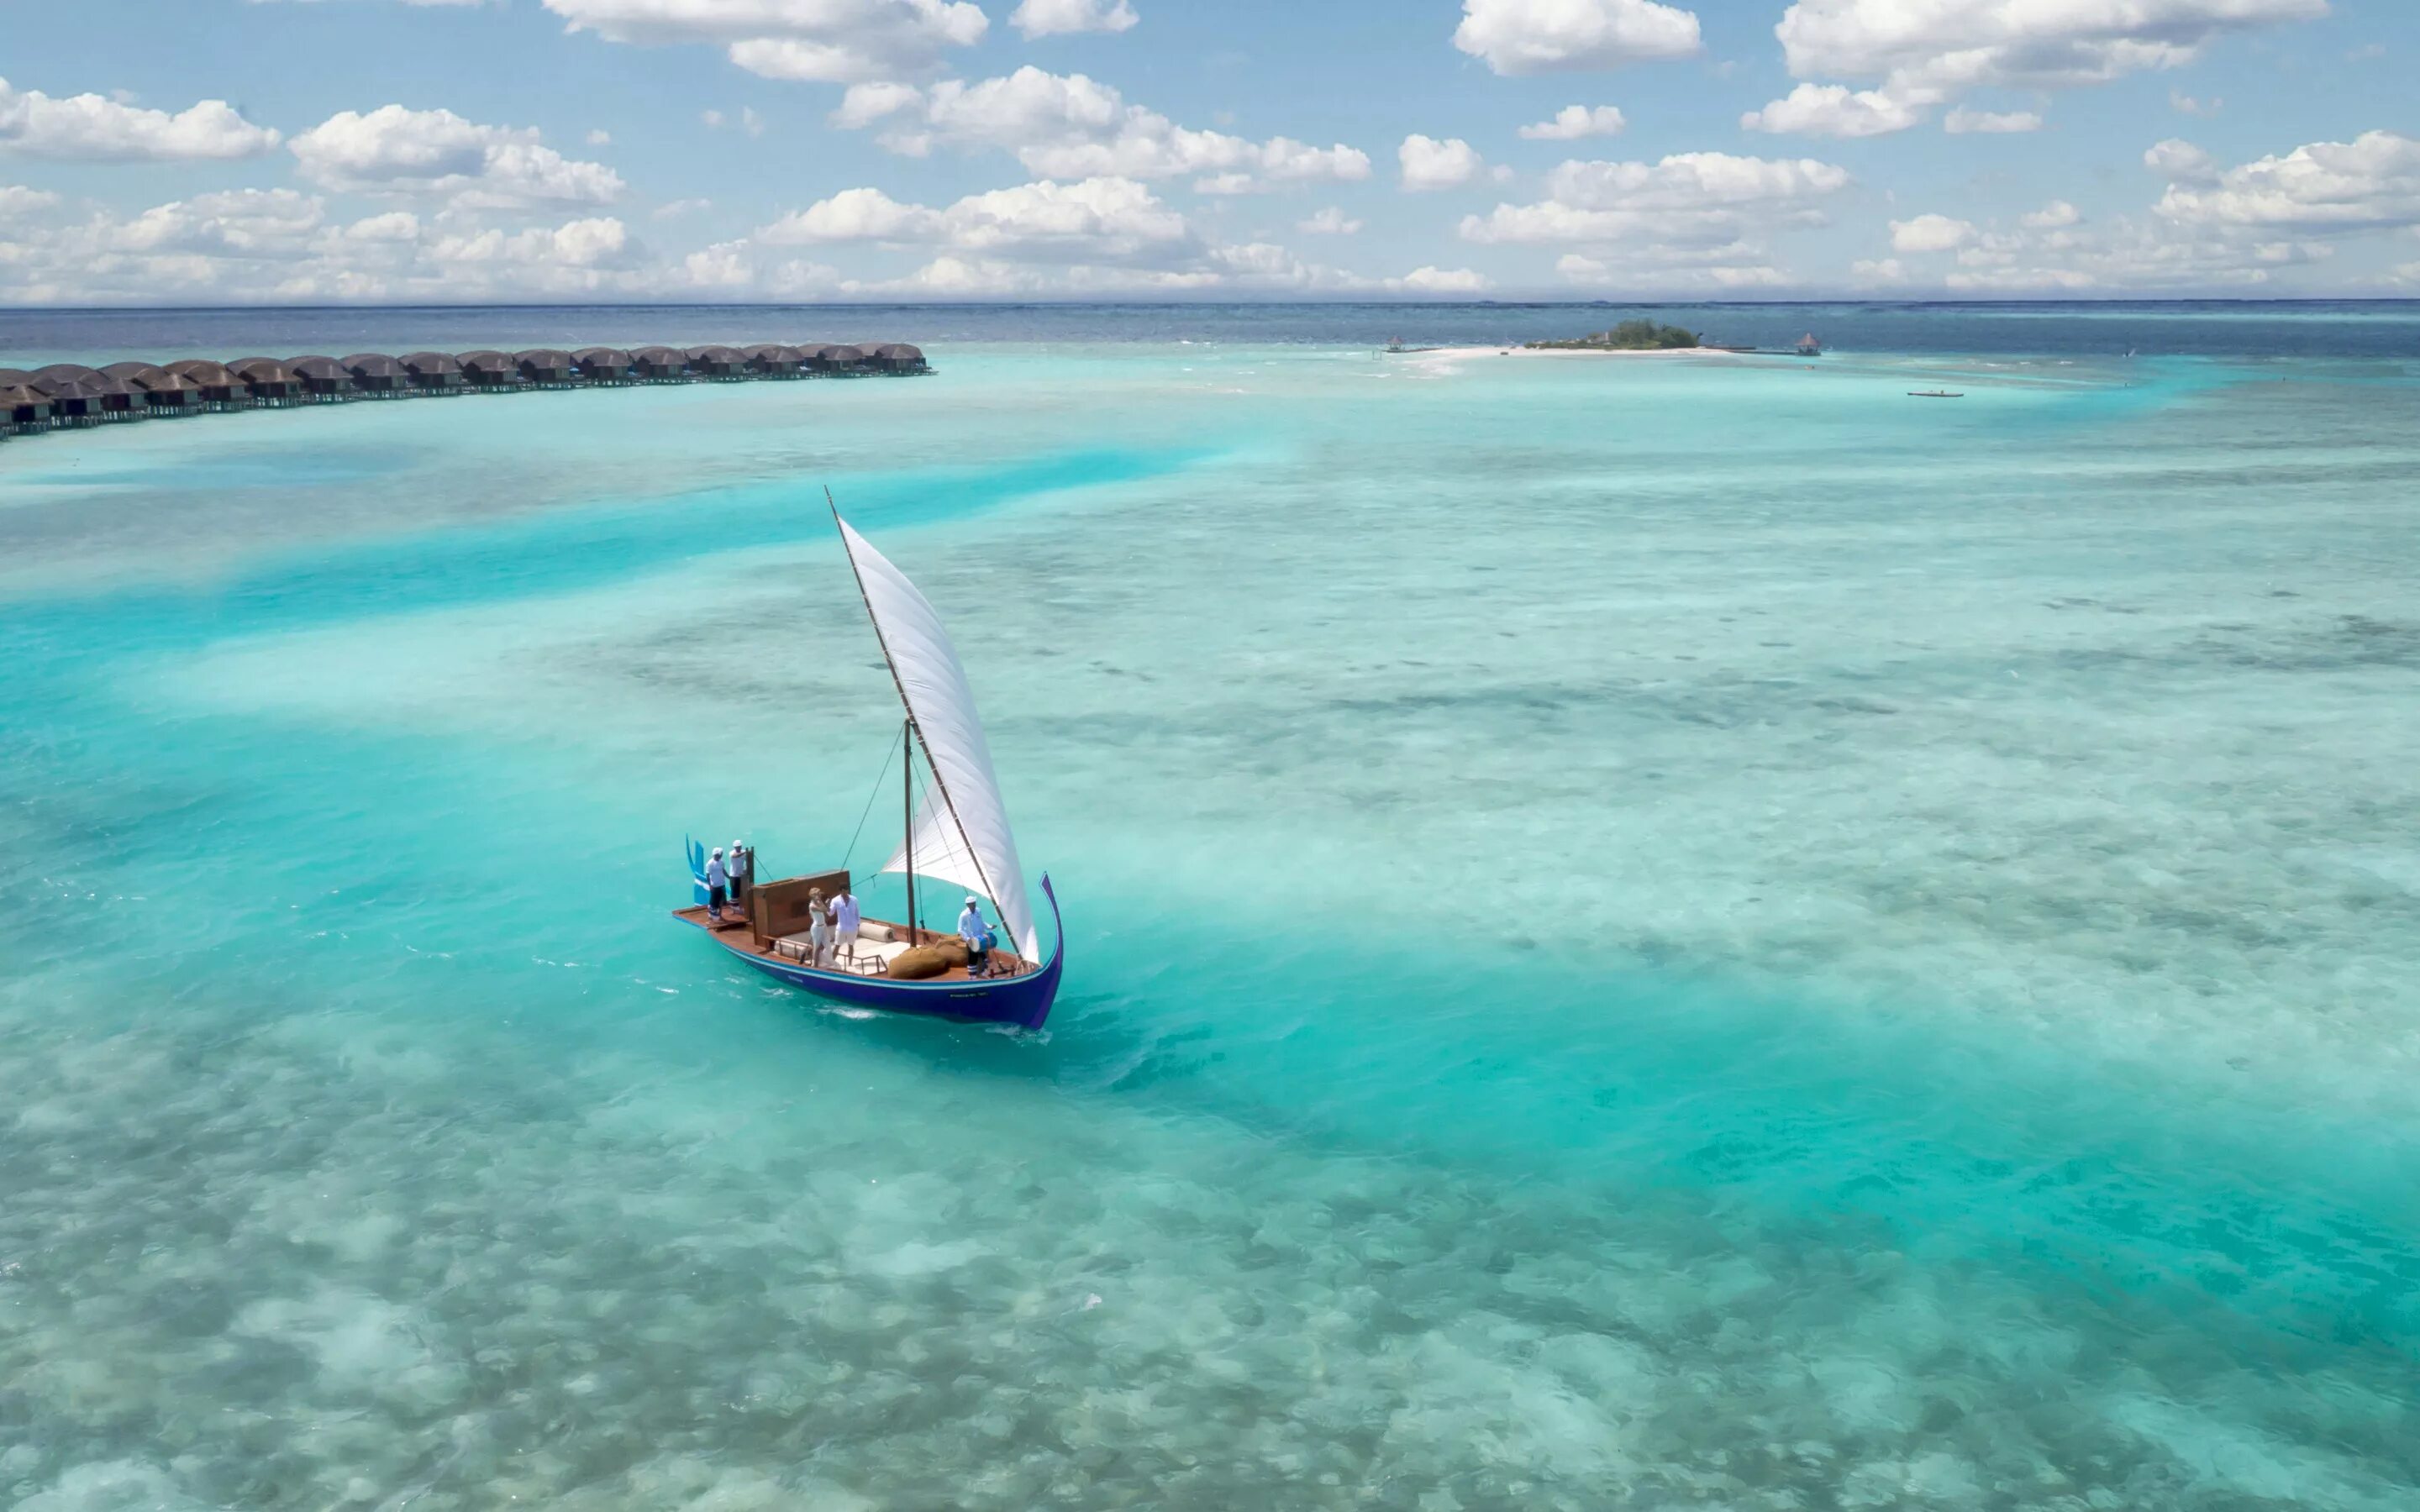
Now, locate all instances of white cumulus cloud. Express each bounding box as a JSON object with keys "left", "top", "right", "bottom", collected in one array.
[
  {"left": 290, "top": 106, "right": 625, "bottom": 210},
  {"left": 1454, "top": 0, "right": 1702, "bottom": 75},
  {"left": 1297, "top": 206, "right": 1364, "bottom": 234},
  {"left": 1944, "top": 108, "right": 2043, "bottom": 134},
  {"left": 1748, "top": 0, "right": 2328, "bottom": 138},
  {"left": 1462, "top": 150, "right": 1848, "bottom": 286},
  {"left": 0, "top": 76, "right": 281, "bottom": 161},
  {"left": 1742, "top": 83, "right": 1926, "bottom": 139},
  {"left": 1890, "top": 213, "right": 1976, "bottom": 253},
  {"left": 1400, "top": 134, "right": 1484, "bottom": 192},
  {"left": 1519, "top": 105, "right": 1628, "bottom": 140},
  {"left": 1009, "top": 0, "right": 1139, "bottom": 39},
  {"left": 540, "top": 0, "right": 990, "bottom": 82},
  {"left": 2023, "top": 200, "right": 2081, "bottom": 228},
  {"left": 2154, "top": 129, "right": 2420, "bottom": 233},
  {"left": 832, "top": 67, "right": 1369, "bottom": 191},
  {"left": 1388, "top": 265, "right": 1493, "bottom": 293}
]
